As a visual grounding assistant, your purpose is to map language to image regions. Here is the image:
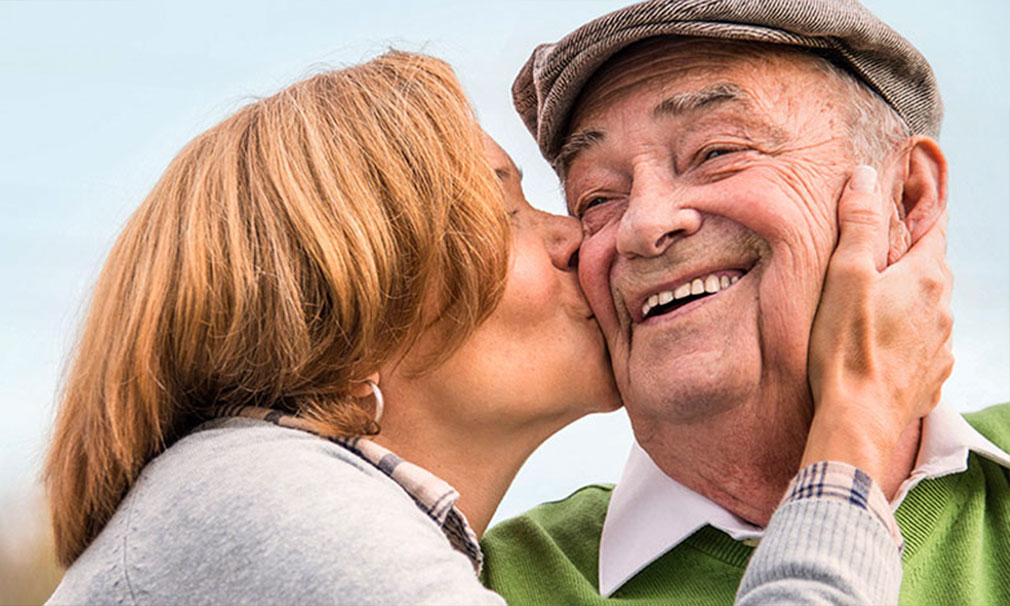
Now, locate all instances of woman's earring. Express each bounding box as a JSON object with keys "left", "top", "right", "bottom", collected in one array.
[{"left": 364, "top": 379, "right": 384, "bottom": 424}]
